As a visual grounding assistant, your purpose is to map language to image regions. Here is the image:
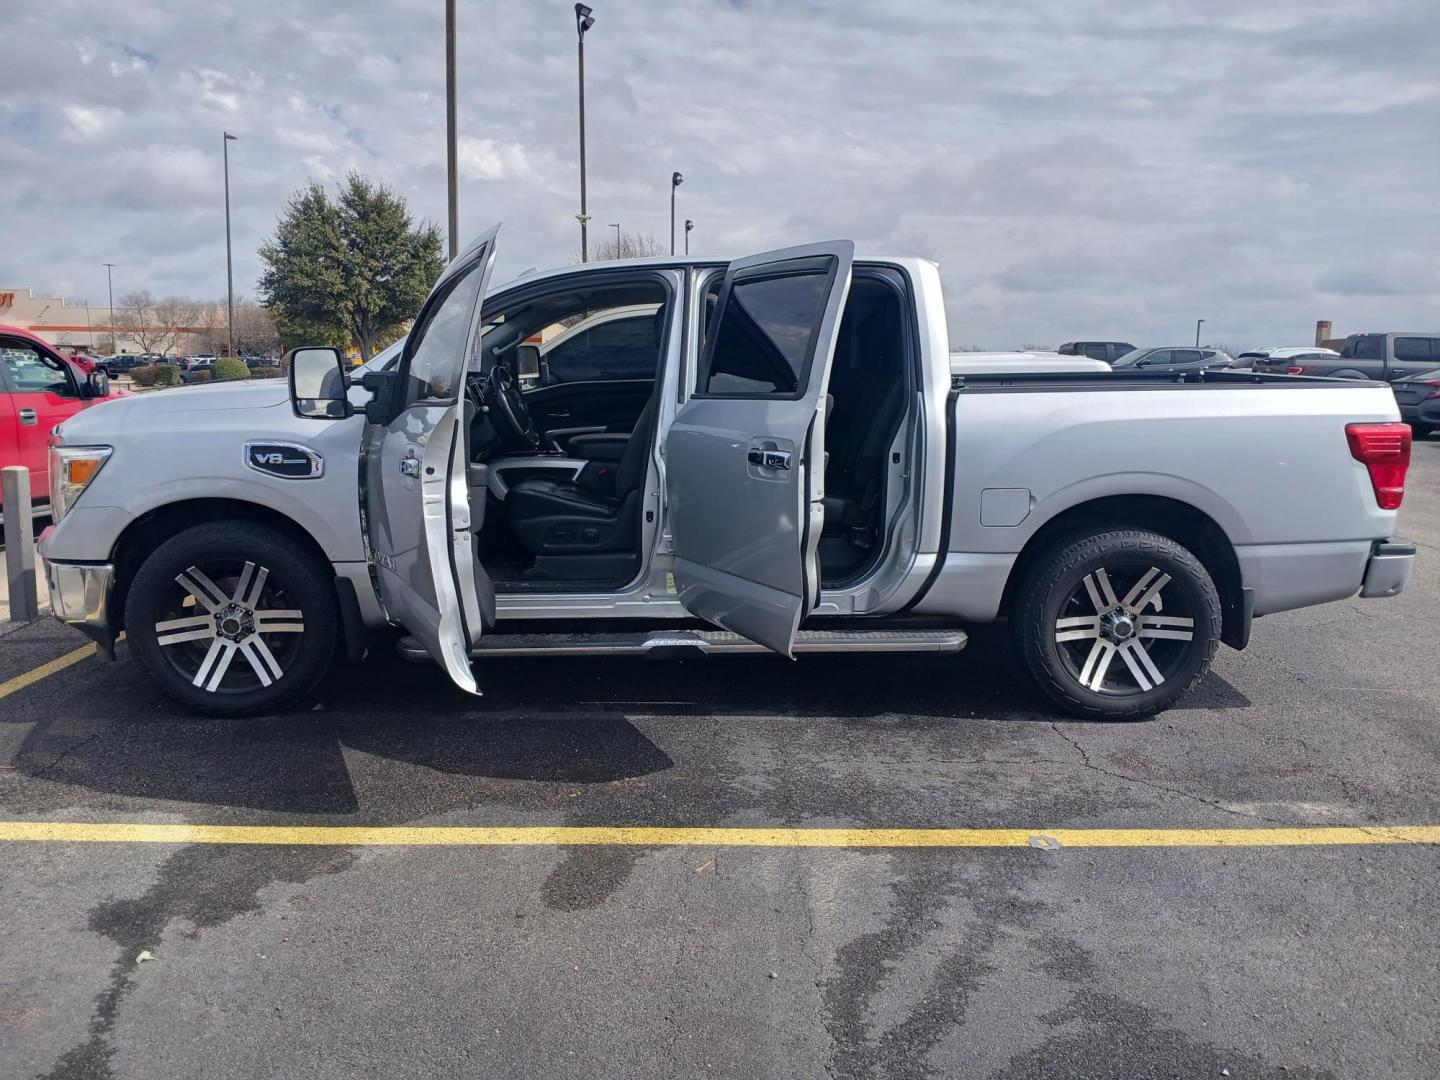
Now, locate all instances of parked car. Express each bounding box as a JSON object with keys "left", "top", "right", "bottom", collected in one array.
[
  {"left": 39, "top": 229, "right": 1413, "bottom": 722},
  {"left": 1282, "top": 333, "right": 1440, "bottom": 381},
  {"left": 1390, "top": 368, "right": 1440, "bottom": 437},
  {"left": 1111, "top": 347, "right": 1235, "bottom": 372},
  {"left": 181, "top": 359, "right": 215, "bottom": 383},
  {"left": 1057, "top": 341, "right": 1136, "bottom": 364},
  {"left": 95, "top": 354, "right": 152, "bottom": 377},
  {"left": 0, "top": 325, "right": 121, "bottom": 518},
  {"left": 1241, "top": 347, "right": 1340, "bottom": 375}
]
